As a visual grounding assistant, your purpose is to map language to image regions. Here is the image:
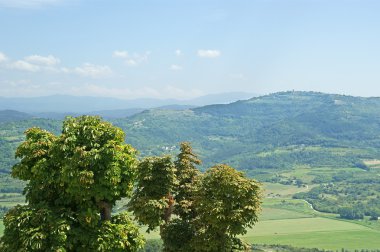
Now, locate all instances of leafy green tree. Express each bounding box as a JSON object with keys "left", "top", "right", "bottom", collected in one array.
[
  {"left": 128, "top": 156, "right": 177, "bottom": 233},
  {"left": 174, "top": 142, "right": 201, "bottom": 220},
  {"left": 130, "top": 143, "right": 262, "bottom": 252},
  {"left": 160, "top": 142, "right": 202, "bottom": 251},
  {"left": 192, "top": 164, "right": 262, "bottom": 251},
  {"left": 0, "top": 116, "right": 144, "bottom": 251}
]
